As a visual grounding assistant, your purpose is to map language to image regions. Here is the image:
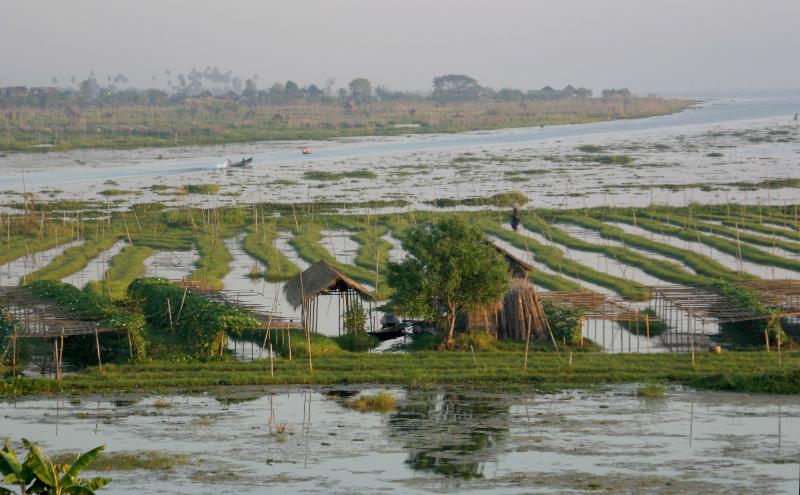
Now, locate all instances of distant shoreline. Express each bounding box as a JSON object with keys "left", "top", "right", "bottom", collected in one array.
[{"left": 0, "top": 97, "right": 694, "bottom": 154}]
